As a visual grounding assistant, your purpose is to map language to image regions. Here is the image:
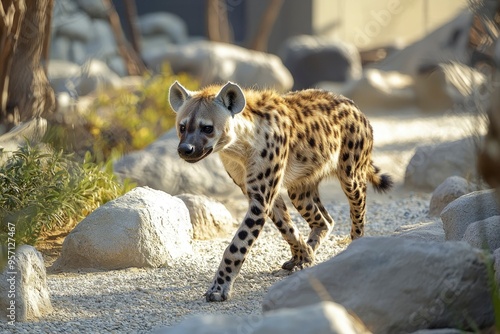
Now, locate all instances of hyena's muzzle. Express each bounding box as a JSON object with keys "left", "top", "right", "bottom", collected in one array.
[{"left": 177, "top": 133, "right": 213, "bottom": 163}]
